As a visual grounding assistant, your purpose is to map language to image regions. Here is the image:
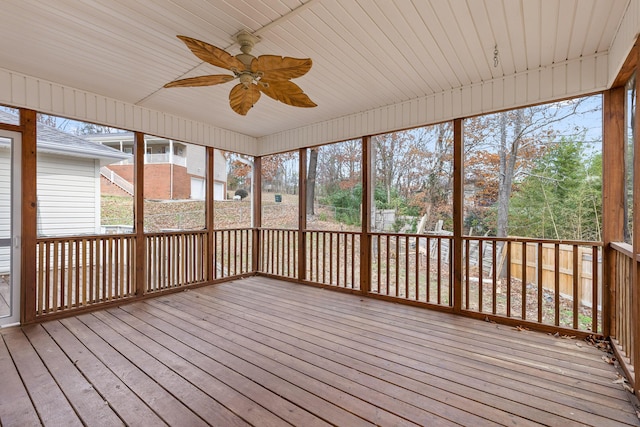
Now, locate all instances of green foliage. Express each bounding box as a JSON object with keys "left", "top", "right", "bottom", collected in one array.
[
  {"left": 508, "top": 137, "right": 602, "bottom": 240},
  {"left": 322, "top": 184, "right": 362, "bottom": 225}
]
